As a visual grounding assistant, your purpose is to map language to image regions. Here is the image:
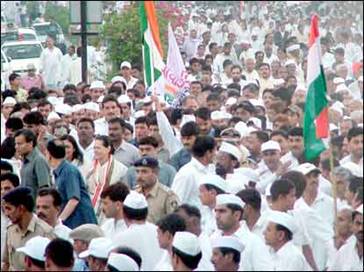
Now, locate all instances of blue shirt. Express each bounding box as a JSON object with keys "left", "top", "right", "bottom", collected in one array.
[
  {"left": 53, "top": 160, "right": 97, "bottom": 229},
  {"left": 169, "top": 148, "right": 192, "bottom": 172}
]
